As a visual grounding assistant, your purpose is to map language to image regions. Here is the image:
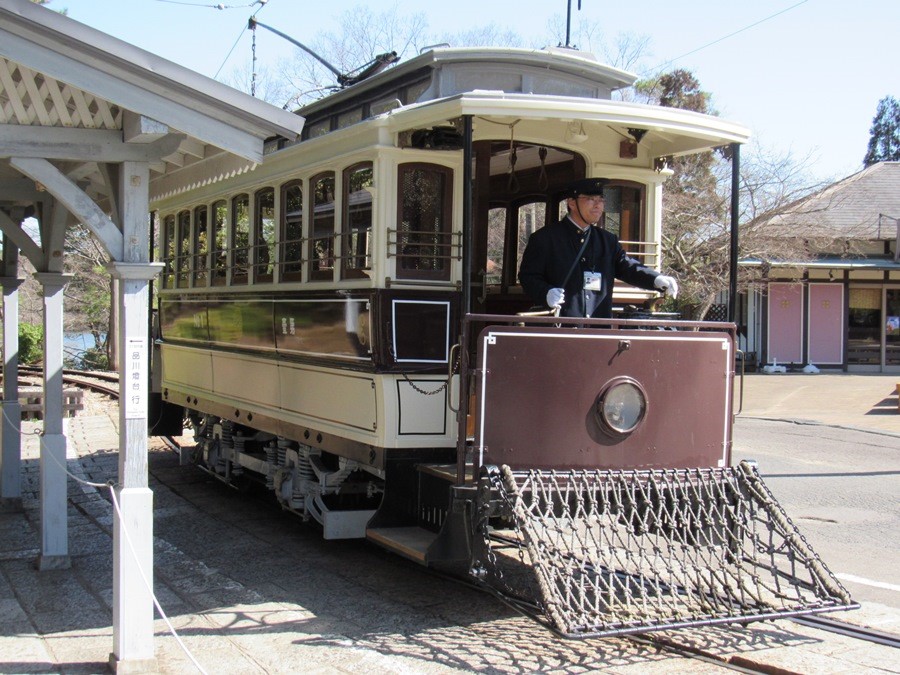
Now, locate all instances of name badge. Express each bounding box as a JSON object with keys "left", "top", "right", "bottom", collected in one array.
[{"left": 583, "top": 271, "right": 602, "bottom": 292}]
